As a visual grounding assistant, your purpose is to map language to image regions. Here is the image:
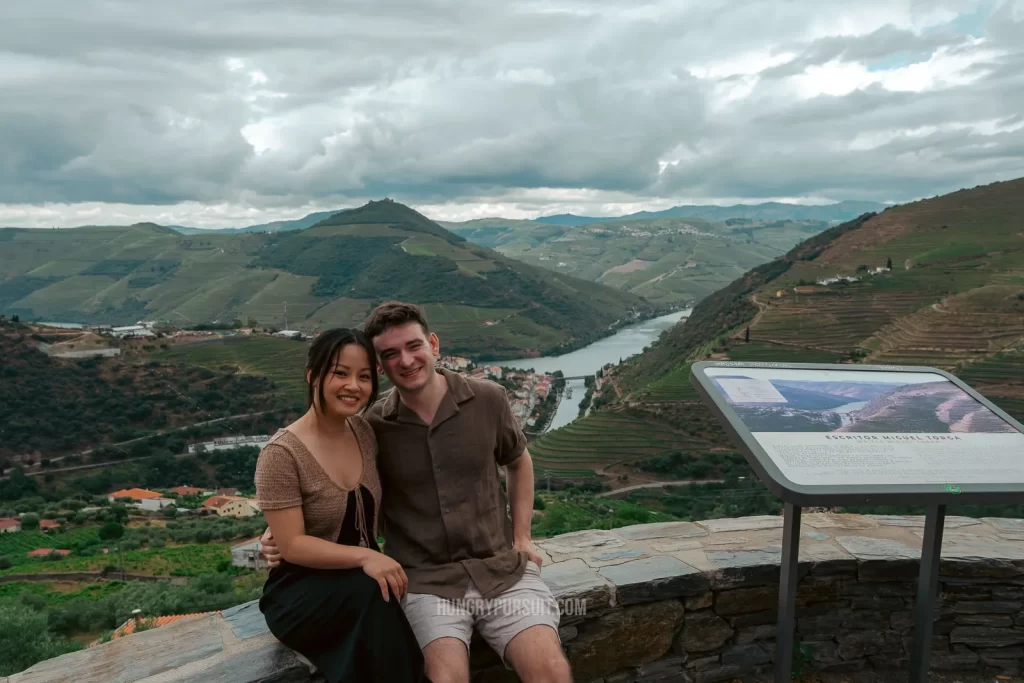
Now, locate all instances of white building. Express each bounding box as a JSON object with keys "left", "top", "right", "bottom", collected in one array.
[{"left": 231, "top": 538, "right": 268, "bottom": 569}]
